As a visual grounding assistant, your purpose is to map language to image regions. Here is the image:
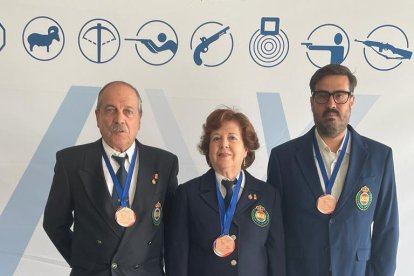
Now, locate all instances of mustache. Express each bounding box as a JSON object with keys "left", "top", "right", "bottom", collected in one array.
[
  {"left": 112, "top": 124, "right": 128, "bottom": 132},
  {"left": 323, "top": 108, "right": 340, "bottom": 117}
]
